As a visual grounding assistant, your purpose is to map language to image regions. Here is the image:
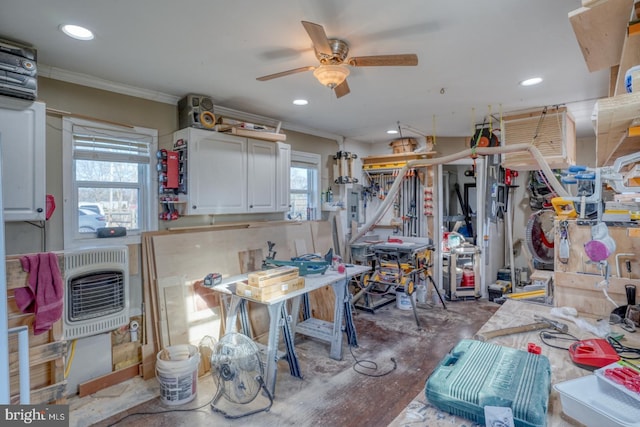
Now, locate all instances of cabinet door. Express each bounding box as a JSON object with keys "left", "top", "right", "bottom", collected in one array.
[
  {"left": 188, "top": 130, "right": 247, "bottom": 214},
  {"left": 247, "top": 139, "right": 277, "bottom": 212},
  {"left": 276, "top": 142, "right": 291, "bottom": 212},
  {"left": 0, "top": 98, "right": 45, "bottom": 221}
]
